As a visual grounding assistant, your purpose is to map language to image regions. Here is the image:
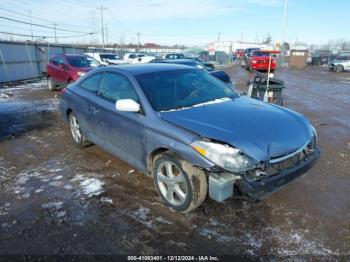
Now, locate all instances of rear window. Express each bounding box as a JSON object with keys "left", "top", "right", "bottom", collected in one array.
[
  {"left": 80, "top": 73, "right": 101, "bottom": 93},
  {"left": 252, "top": 51, "right": 270, "bottom": 57},
  {"left": 98, "top": 72, "right": 138, "bottom": 102}
]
